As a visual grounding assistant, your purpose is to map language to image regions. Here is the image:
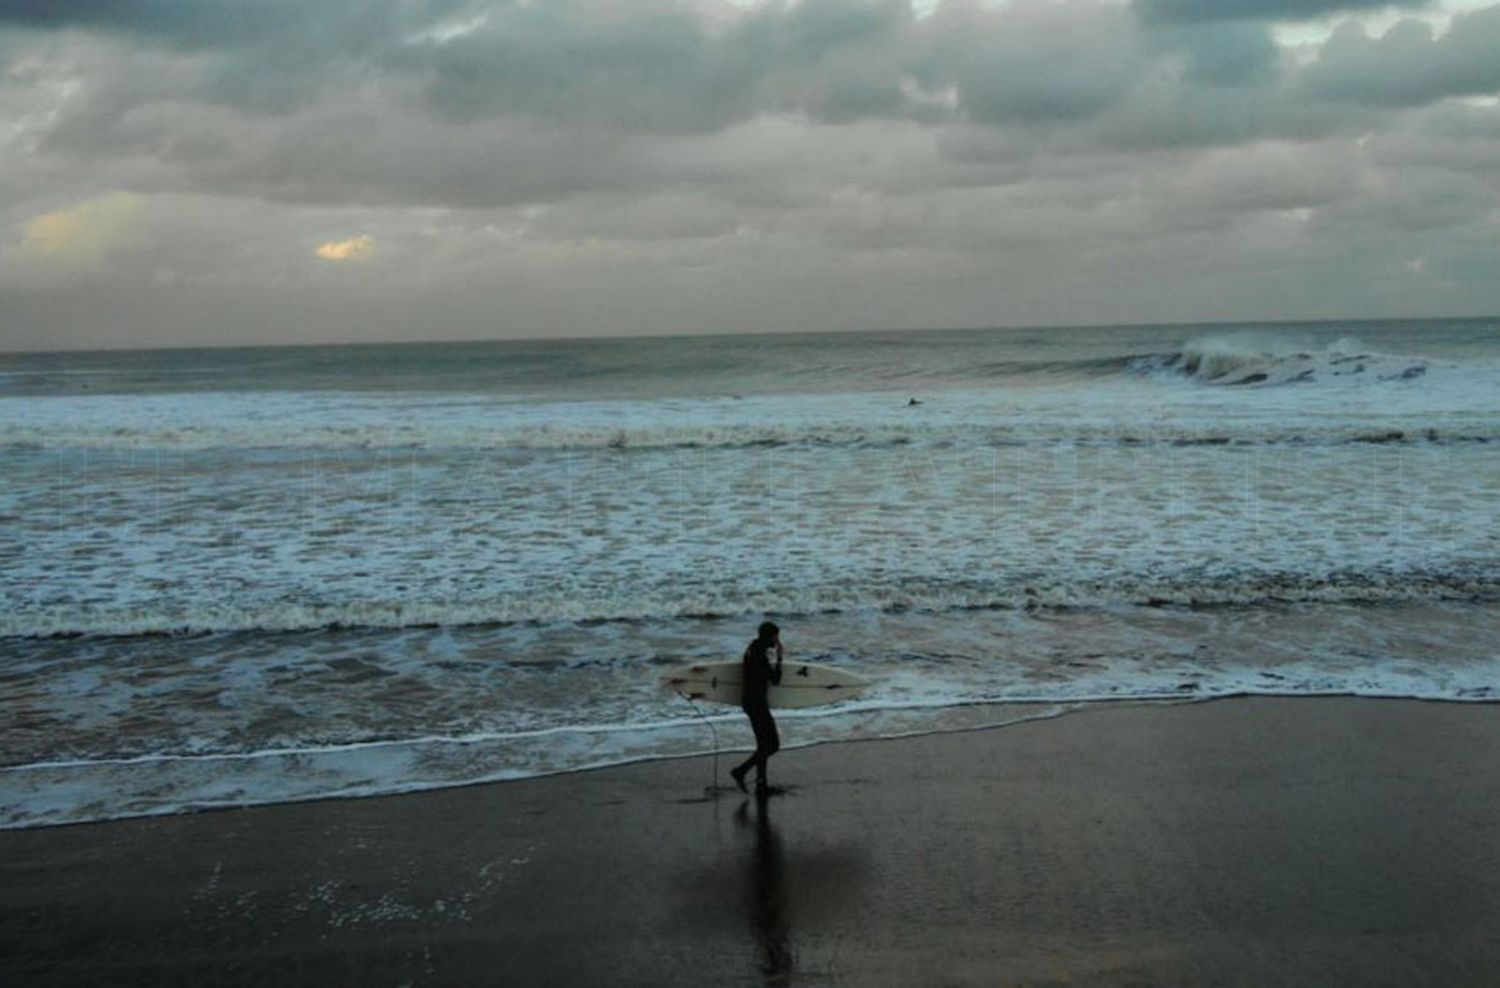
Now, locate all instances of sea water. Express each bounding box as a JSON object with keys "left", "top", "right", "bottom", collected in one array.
[{"left": 2, "top": 319, "right": 1498, "bottom": 827}]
